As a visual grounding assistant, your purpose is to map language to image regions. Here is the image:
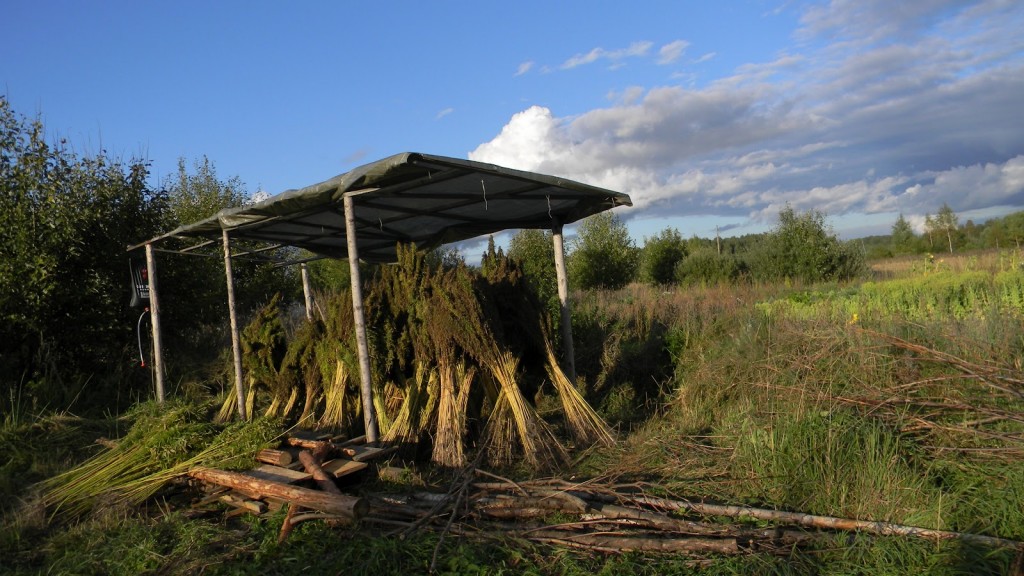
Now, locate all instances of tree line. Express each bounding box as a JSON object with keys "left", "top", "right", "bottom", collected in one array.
[
  {"left": 507, "top": 205, "right": 867, "bottom": 304},
  {"left": 0, "top": 98, "right": 291, "bottom": 414}
]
